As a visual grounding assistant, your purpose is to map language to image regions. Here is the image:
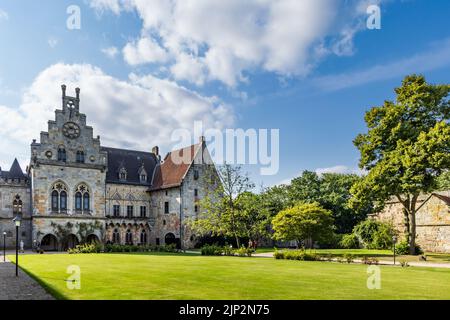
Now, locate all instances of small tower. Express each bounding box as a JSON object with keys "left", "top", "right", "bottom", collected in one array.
[{"left": 61, "top": 84, "right": 80, "bottom": 115}]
